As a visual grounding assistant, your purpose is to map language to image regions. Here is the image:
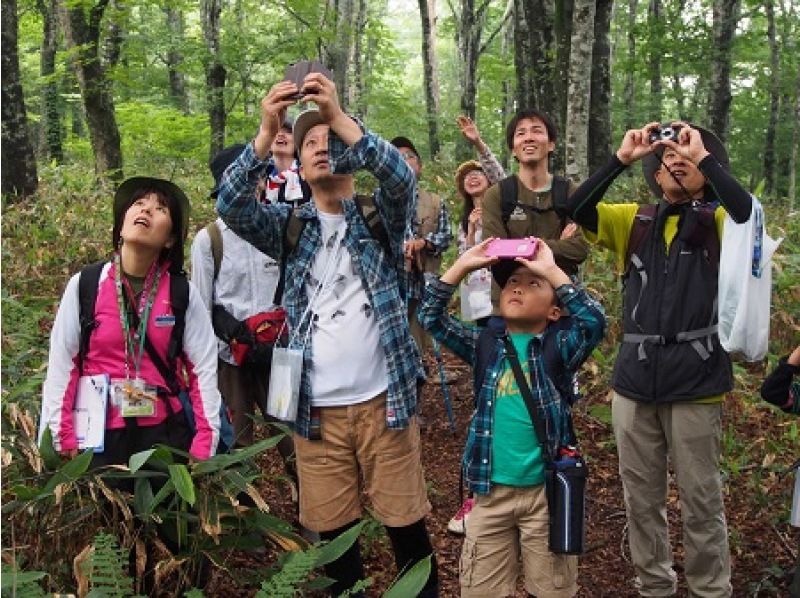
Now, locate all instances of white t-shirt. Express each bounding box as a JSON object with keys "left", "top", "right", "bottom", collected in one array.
[{"left": 306, "top": 211, "right": 388, "bottom": 407}]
